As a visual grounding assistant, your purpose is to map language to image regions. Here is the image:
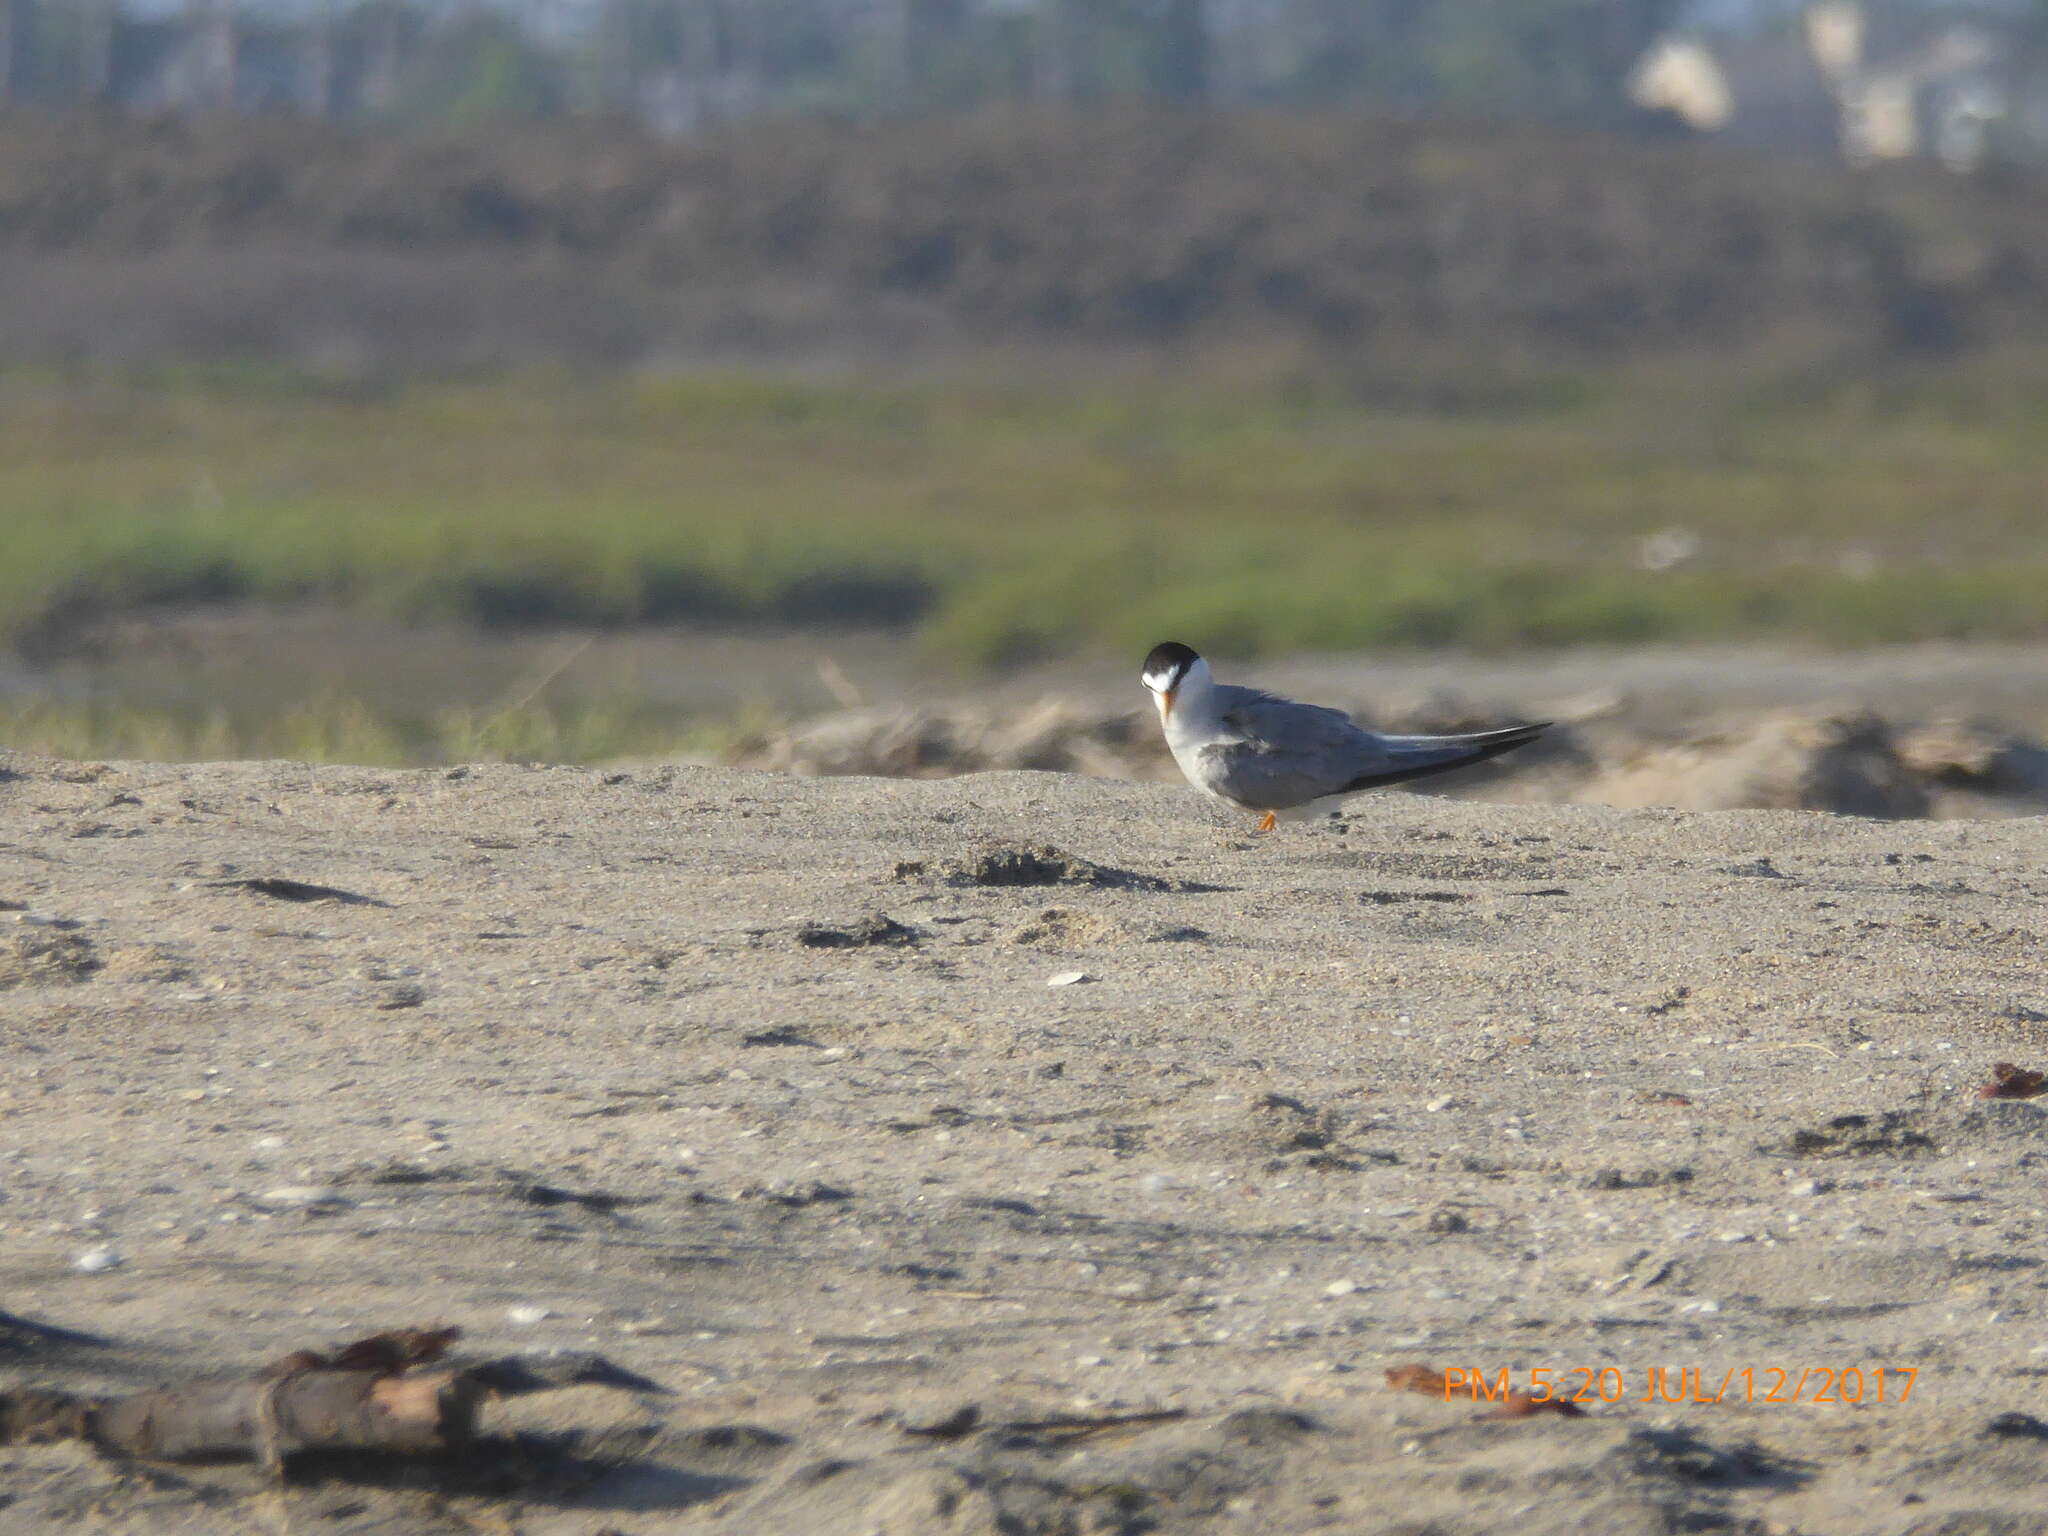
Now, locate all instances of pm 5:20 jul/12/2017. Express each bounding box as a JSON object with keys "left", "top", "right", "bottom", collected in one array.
[{"left": 1438, "top": 1365, "right": 1919, "bottom": 1407}]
